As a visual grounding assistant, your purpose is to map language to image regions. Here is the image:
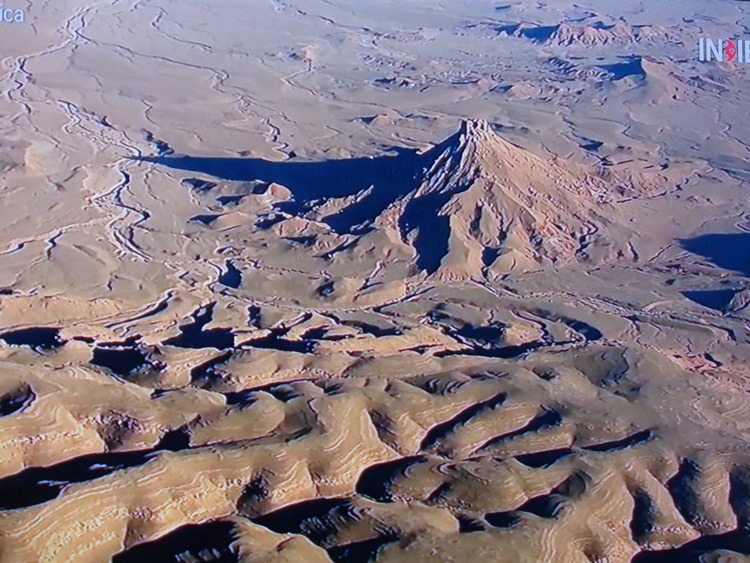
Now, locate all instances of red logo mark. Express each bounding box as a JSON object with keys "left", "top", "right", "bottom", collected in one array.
[{"left": 725, "top": 40, "right": 737, "bottom": 61}]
